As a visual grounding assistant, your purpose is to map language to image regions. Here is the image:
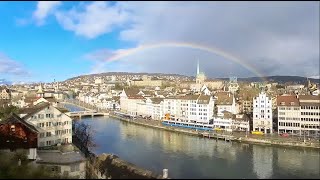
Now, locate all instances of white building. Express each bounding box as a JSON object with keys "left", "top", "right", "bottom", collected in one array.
[
  {"left": 277, "top": 95, "right": 301, "bottom": 134},
  {"left": 215, "top": 92, "right": 239, "bottom": 117},
  {"left": 19, "top": 103, "right": 72, "bottom": 147},
  {"left": 94, "top": 77, "right": 104, "bottom": 84},
  {"left": 228, "top": 77, "right": 239, "bottom": 94},
  {"left": 253, "top": 91, "right": 273, "bottom": 134},
  {"left": 163, "top": 94, "right": 215, "bottom": 124},
  {"left": 146, "top": 98, "right": 164, "bottom": 120},
  {"left": 298, "top": 95, "right": 320, "bottom": 137},
  {"left": 213, "top": 116, "right": 233, "bottom": 131},
  {"left": 119, "top": 89, "right": 145, "bottom": 116},
  {"left": 213, "top": 113, "right": 250, "bottom": 132}
]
